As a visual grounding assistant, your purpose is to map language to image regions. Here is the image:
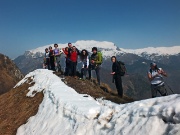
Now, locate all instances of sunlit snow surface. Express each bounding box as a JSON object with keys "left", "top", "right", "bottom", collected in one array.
[
  {"left": 28, "top": 40, "right": 180, "bottom": 58},
  {"left": 15, "top": 69, "right": 180, "bottom": 135}
]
